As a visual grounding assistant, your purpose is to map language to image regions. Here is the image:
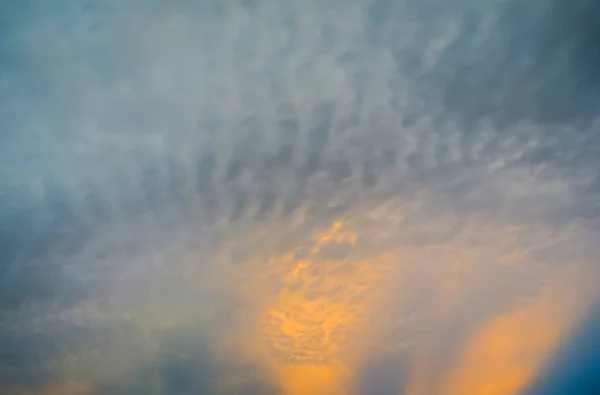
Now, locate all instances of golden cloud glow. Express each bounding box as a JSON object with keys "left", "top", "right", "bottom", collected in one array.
[
  {"left": 274, "top": 363, "right": 351, "bottom": 395},
  {"left": 439, "top": 267, "right": 592, "bottom": 395},
  {"left": 30, "top": 202, "right": 598, "bottom": 395},
  {"left": 215, "top": 208, "right": 597, "bottom": 395},
  {"left": 403, "top": 263, "right": 596, "bottom": 395},
  {"left": 254, "top": 220, "right": 395, "bottom": 395}
]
